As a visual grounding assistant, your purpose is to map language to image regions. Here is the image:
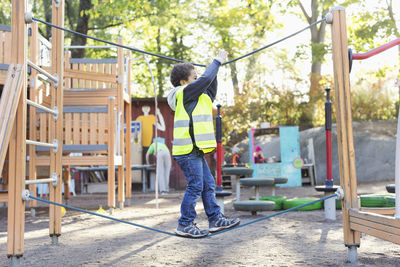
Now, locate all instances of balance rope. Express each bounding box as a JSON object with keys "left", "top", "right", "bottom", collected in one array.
[
  {"left": 32, "top": 17, "right": 326, "bottom": 67},
  {"left": 28, "top": 193, "right": 338, "bottom": 238}
]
